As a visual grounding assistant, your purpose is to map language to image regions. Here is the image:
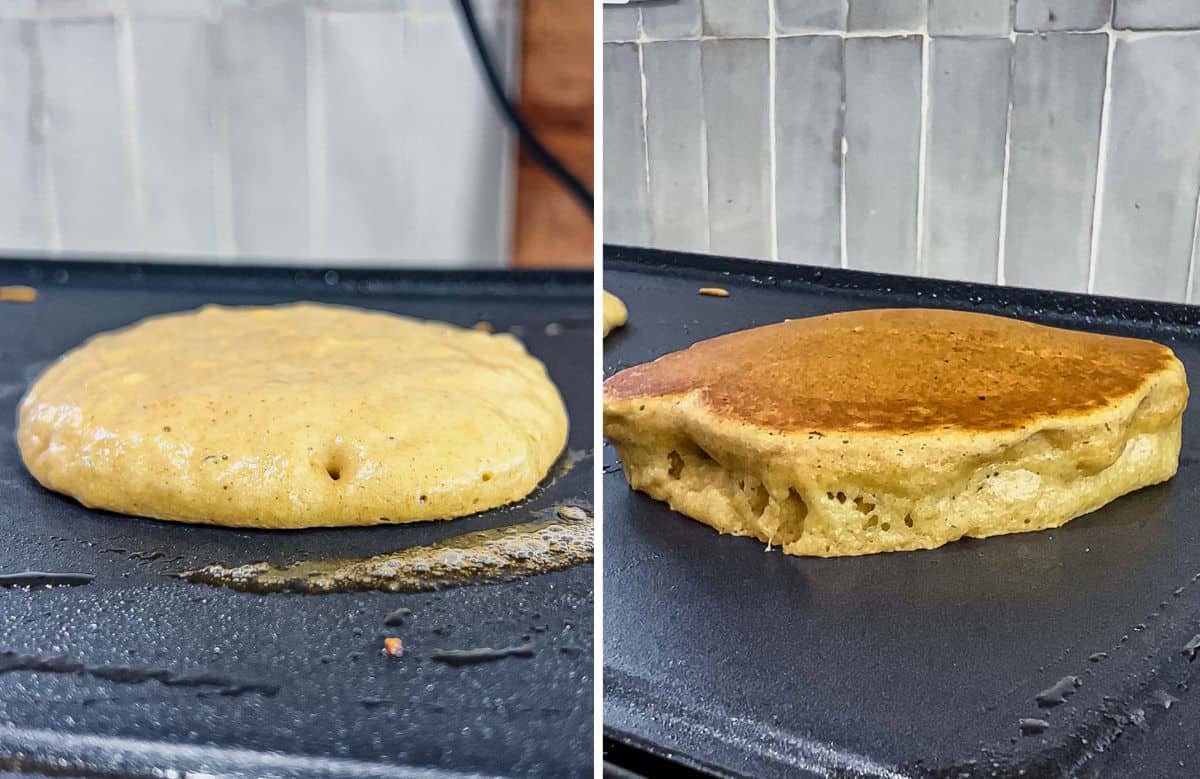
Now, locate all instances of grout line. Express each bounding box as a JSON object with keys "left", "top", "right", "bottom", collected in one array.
[
  {"left": 995, "top": 28, "right": 1016, "bottom": 286},
  {"left": 113, "top": 0, "right": 146, "bottom": 253},
  {"left": 839, "top": 37, "right": 848, "bottom": 270},
  {"left": 838, "top": 0, "right": 848, "bottom": 268},
  {"left": 635, "top": 9, "right": 653, "bottom": 245},
  {"left": 305, "top": 4, "right": 327, "bottom": 260},
  {"left": 767, "top": 0, "right": 778, "bottom": 261},
  {"left": 1087, "top": 22, "right": 1116, "bottom": 295},
  {"left": 497, "top": 2, "right": 521, "bottom": 265},
  {"left": 698, "top": 43, "right": 712, "bottom": 254},
  {"left": 604, "top": 27, "right": 1200, "bottom": 46},
  {"left": 1186, "top": 171, "right": 1200, "bottom": 304},
  {"left": 915, "top": 24, "right": 931, "bottom": 276}
]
